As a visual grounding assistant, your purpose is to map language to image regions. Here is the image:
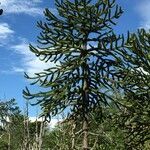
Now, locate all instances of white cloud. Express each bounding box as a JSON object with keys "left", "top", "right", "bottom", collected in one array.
[
  {"left": 29, "top": 117, "right": 61, "bottom": 128},
  {"left": 136, "top": 0, "right": 150, "bottom": 29},
  {"left": 2, "top": 116, "right": 60, "bottom": 128},
  {"left": 11, "top": 40, "right": 58, "bottom": 76},
  {"left": 0, "top": 23, "right": 14, "bottom": 45},
  {"left": 1, "top": 0, "right": 44, "bottom": 16}
]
